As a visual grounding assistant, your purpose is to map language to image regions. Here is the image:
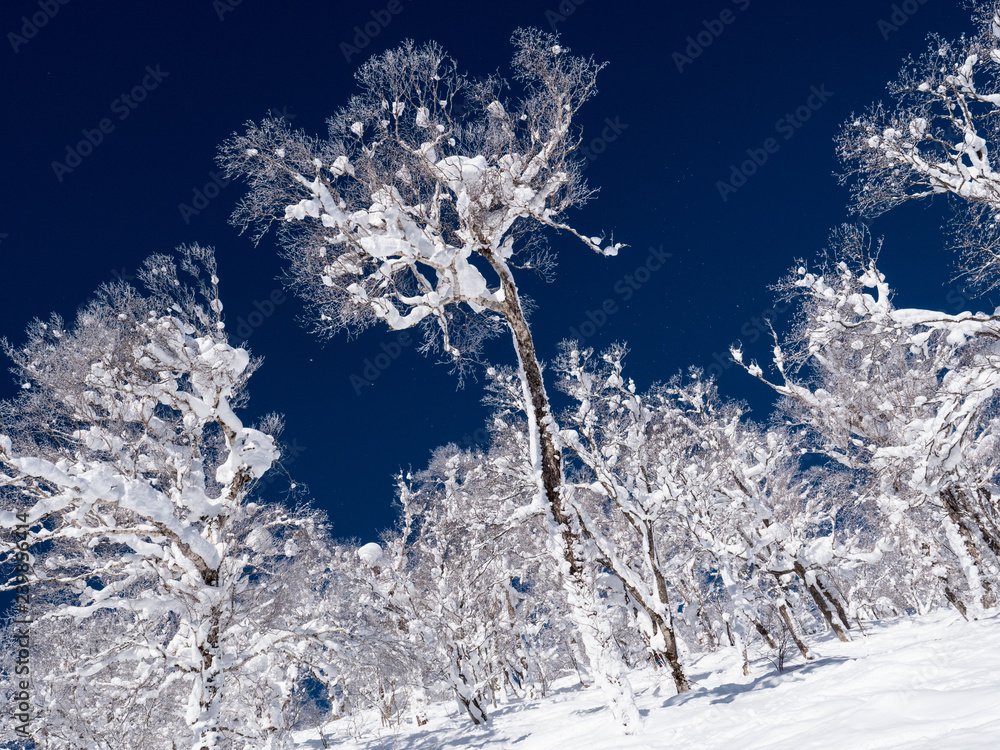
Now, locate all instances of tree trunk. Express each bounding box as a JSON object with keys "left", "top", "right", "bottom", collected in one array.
[
  {"left": 777, "top": 602, "right": 812, "bottom": 661},
  {"left": 192, "top": 616, "right": 222, "bottom": 750},
  {"left": 615, "top": 571, "right": 689, "bottom": 694},
  {"left": 941, "top": 487, "right": 998, "bottom": 609},
  {"left": 815, "top": 575, "right": 852, "bottom": 633},
  {"left": 643, "top": 518, "right": 689, "bottom": 693},
  {"left": 496, "top": 274, "right": 574, "bottom": 558},
  {"left": 944, "top": 586, "right": 970, "bottom": 620},
  {"left": 751, "top": 617, "right": 778, "bottom": 649},
  {"left": 972, "top": 487, "right": 1000, "bottom": 558},
  {"left": 793, "top": 561, "right": 850, "bottom": 642},
  {"left": 450, "top": 651, "right": 488, "bottom": 725},
  {"left": 493, "top": 263, "right": 642, "bottom": 731}
]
